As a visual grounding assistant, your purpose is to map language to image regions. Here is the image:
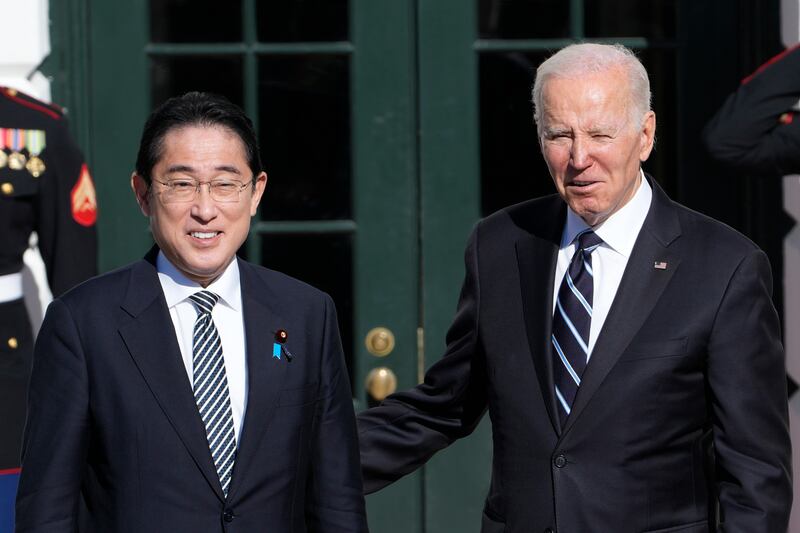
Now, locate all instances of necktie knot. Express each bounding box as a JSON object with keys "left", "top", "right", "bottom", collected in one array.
[
  {"left": 576, "top": 230, "right": 603, "bottom": 254},
  {"left": 188, "top": 290, "right": 220, "bottom": 316}
]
